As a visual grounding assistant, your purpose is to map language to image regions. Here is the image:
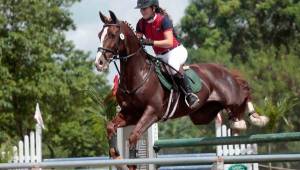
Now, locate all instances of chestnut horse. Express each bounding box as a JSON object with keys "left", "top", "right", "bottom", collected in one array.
[{"left": 95, "top": 11, "right": 268, "bottom": 169}]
